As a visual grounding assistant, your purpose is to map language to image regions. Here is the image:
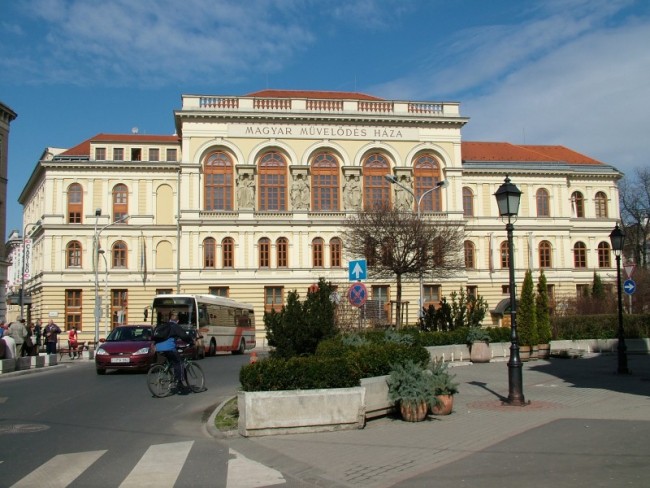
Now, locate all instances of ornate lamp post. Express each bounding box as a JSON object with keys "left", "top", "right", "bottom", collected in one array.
[
  {"left": 609, "top": 223, "right": 629, "bottom": 374},
  {"left": 384, "top": 175, "right": 447, "bottom": 321},
  {"left": 20, "top": 220, "right": 42, "bottom": 319},
  {"left": 494, "top": 176, "right": 526, "bottom": 406}
]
